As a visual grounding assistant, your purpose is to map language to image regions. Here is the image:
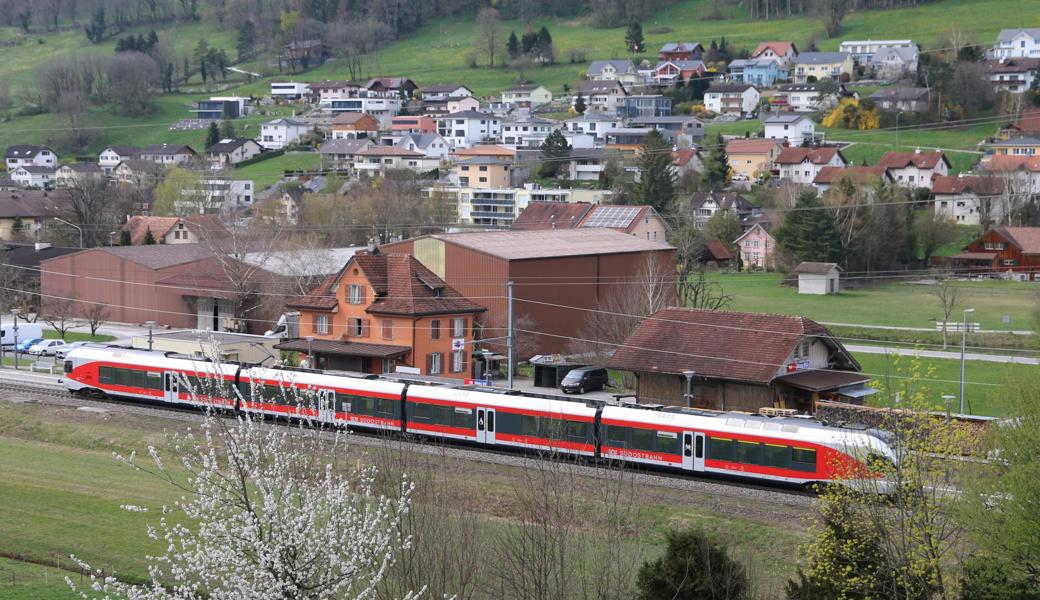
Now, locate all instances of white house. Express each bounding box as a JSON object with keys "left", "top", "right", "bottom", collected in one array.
[
  {"left": 586, "top": 60, "right": 641, "bottom": 85},
  {"left": 794, "top": 262, "right": 841, "bottom": 295},
  {"left": 353, "top": 146, "right": 440, "bottom": 177},
  {"left": 318, "top": 138, "right": 373, "bottom": 170},
  {"left": 577, "top": 80, "right": 628, "bottom": 113},
  {"left": 312, "top": 80, "right": 363, "bottom": 103},
  {"left": 55, "top": 163, "right": 103, "bottom": 187},
  {"left": 931, "top": 175, "right": 1007, "bottom": 226},
  {"left": 703, "top": 84, "right": 760, "bottom": 117},
  {"left": 391, "top": 132, "right": 450, "bottom": 160},
  {"left": 10, "top": 166, "right": 55, "bottom": 189},
  {"left": 839, "top": 39, "right": 915, "bottom": 63},
  {"left": 5, "top": 145, "right": 57, "bottom": 171},
  {"left": 446, "top": 96, "right": 481, "bottom": 114},
  {"left": 870, "top": 46, "right": 919, "bottom": 80},
  {"left": 565, "top": 149, "right": 610, "bottom": 181},
  {"left": 750, "top": 42, "right": 798, "bottom": 66},
  {"left": 98, "top": 145, "right": 141, "bottom": 174},
  {"left": 987, "top": 58, "right": 1040, "bottom": 94},
  {"left": 763, "top": 113, "right": 817, "bottom": 147},
  {"left": 501, "top": 85, "right": 553, "bottom": 108},
  {"left": 260, "top": 118, "right": 310, "bottom": 150},
  {"left": 564, "top": 113, "right": 622, "bottom": 141},
  {"left": 774, "top": 147, "right": 847, "bottom": 185},
  {"left": 991, "top": 28, "right": 1040, "bottom": 59},
  {"left": 437, "top": 111, "right": 501, "bottom": 148},
  {"left": 325, "top": 97, "right": 401, "bottom": 127},
  {"left": 205, "top": 138, "right": 264, "bottom": 167},
  {"left": 197, "top": 178, "right": 254, "bottom": 212},
  {"left": 140, "top": 144, "right": 196, "bottom": 165},
  {"left": 773, "top": 83, "right": 824, "bottom": 112},
  {"left": 878, "top": 149, "right": 951, "bottom": 189},
  {"left": 500, "top": 116, "right": 560, "bottom": 150},
  {"left": 270, "top": 81, "right": 311, "bottom": 100},
  {"left": 421, "top": 84, "right": 473, "bottom": 102}
]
